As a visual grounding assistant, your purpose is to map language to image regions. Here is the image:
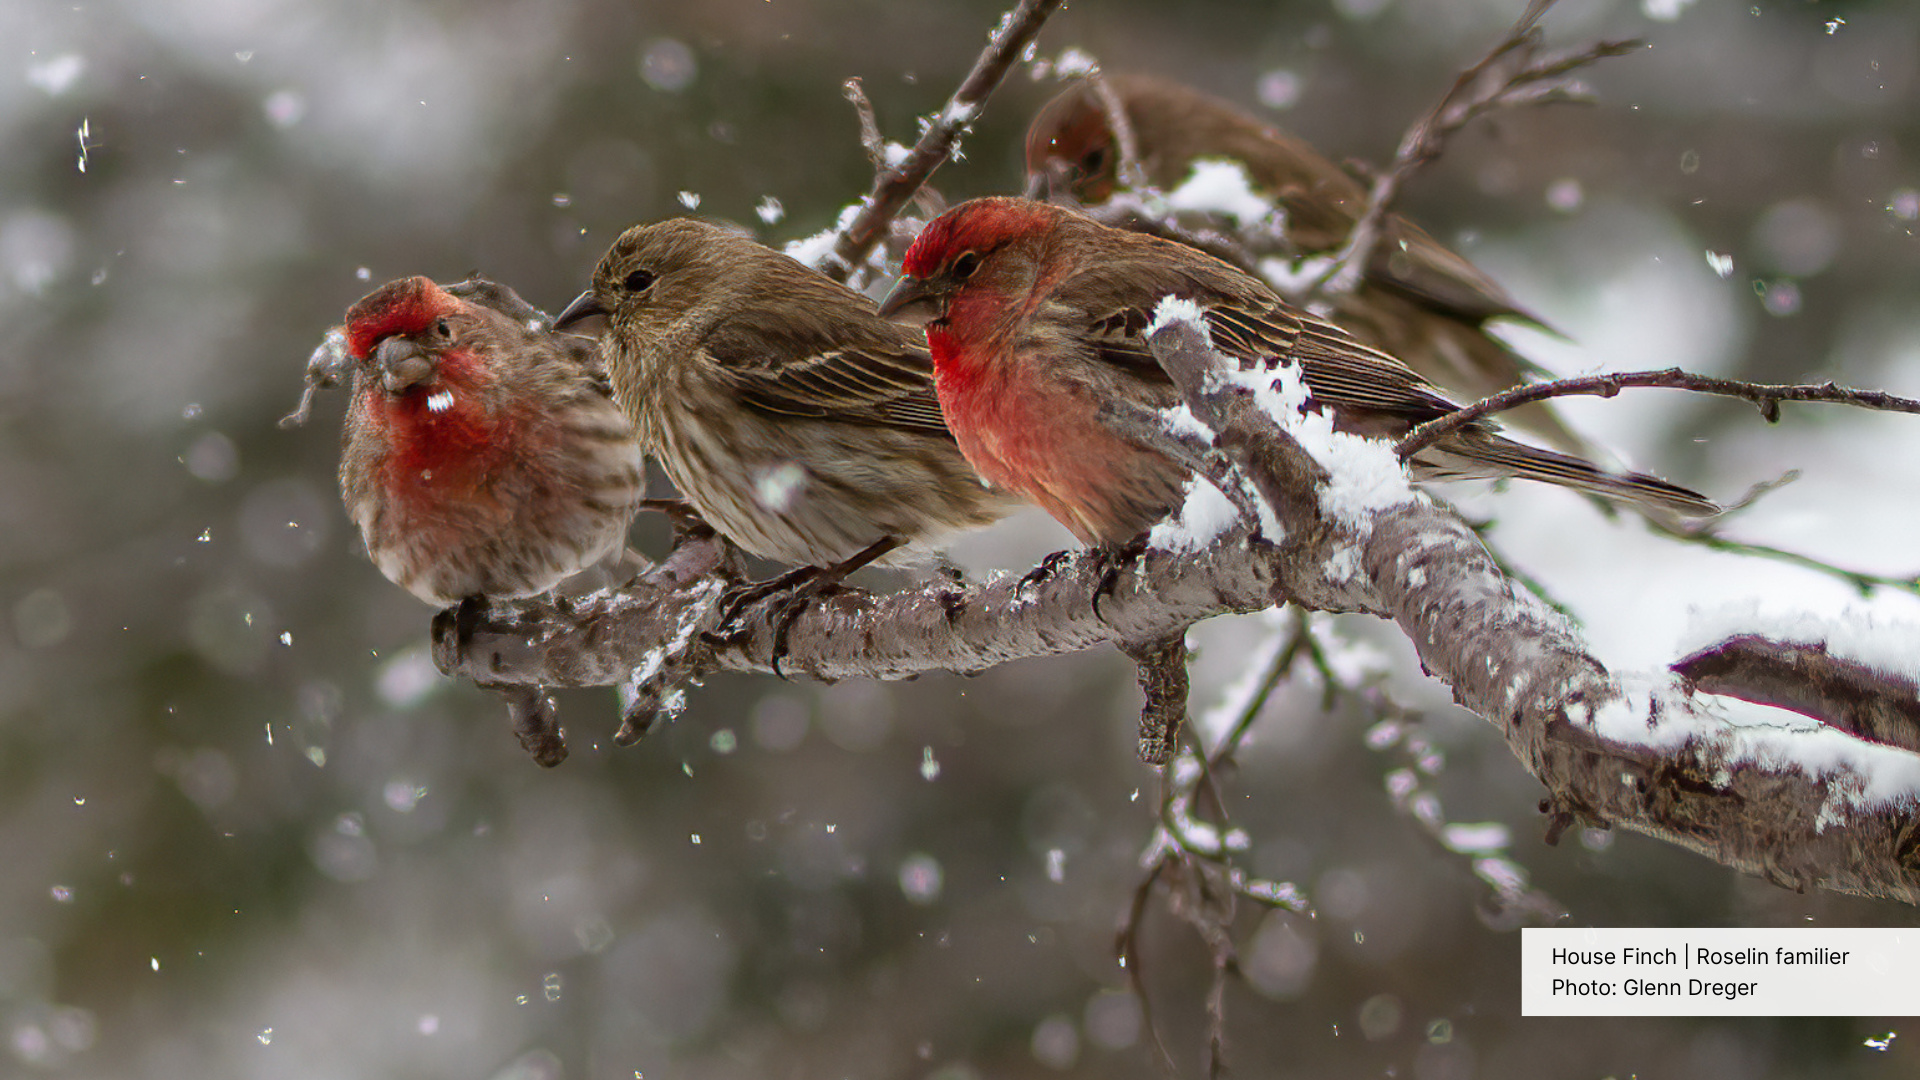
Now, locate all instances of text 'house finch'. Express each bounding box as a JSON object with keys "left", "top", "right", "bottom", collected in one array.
[
  {"left": 554, "top": 219, "right": 1020, "bottom": 573},
  {"left": 1026, "top": 73, "right": 1589, "bottom": 455},
  {"left": 880, "top": 197, "right": 1715, "bottom": 547},
  {"left": 336, "top": 275, "right": 645, "bottom": 605}
]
